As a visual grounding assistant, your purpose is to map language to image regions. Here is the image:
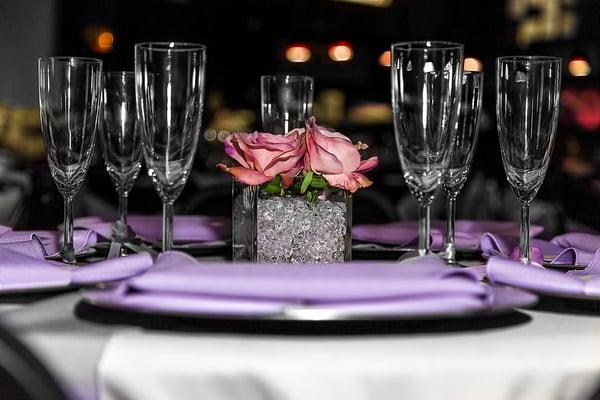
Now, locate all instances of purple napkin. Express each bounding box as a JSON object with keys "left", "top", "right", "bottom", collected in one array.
[
  {"left": 0, "top": 226, "right": 97, "bottom": 256},
  {"left": 486, "top": 256, "right": 600, "bottom": 299},
  {"left": 480, "top": 234, "right": 563, "bottom": 259},
  {"left": 85, "top": 252, "right": 501, "bottom": 317},
  {"left": 0, "top": 238, "right": 153, "bottom": 292},
  {"left": 75, "top": 215, "right": 230, "bottom": 243},
  {"left": 353, "top": 220, "right": 543, "bottom": 250},
  {"left": 481, "top": 232, "right": 600, "bottom": 269}
]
